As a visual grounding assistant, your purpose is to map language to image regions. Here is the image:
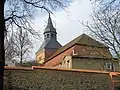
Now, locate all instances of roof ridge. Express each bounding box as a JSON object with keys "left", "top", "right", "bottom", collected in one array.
[
  {"left": 77, "top": 34, "right": 106, "bottom": 47},
  {"left": 44, "top": 33, "right": 107, "bottom": 63},
  {"left": 44, "top": 34, "right": 84, "bottom": 62}
]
